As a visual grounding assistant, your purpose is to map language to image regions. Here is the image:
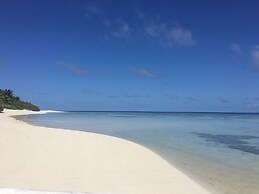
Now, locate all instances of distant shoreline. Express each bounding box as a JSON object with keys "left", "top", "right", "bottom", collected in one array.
[{"left": 54, "top": 110, "right": 259, "bottom": 114}]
